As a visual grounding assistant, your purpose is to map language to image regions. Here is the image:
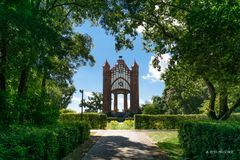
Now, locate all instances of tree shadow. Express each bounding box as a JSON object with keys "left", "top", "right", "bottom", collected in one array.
[{"left": 82, "top": 135, "right": 170, "bottom": 160}]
